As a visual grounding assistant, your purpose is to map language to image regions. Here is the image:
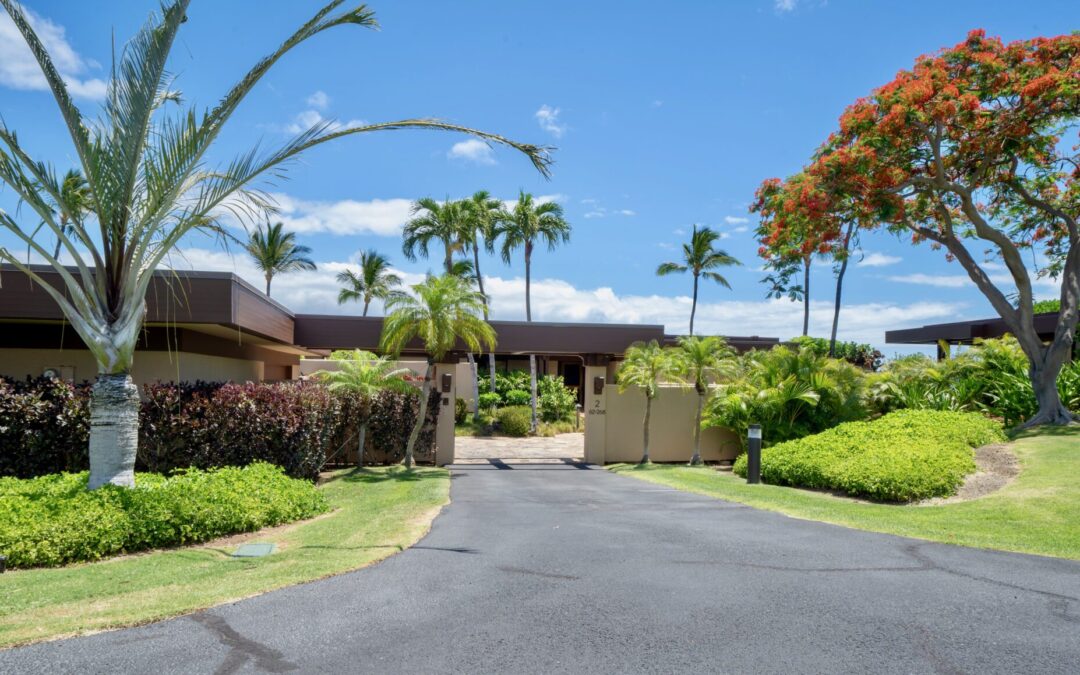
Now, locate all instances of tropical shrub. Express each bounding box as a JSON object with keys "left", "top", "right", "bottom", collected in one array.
[
  {"left": 789, "top": 336, "right": 884, "bottom": 371},
  {"left": 537, "top": 375, "right": 577, "bottom": 422},
  {"left": 504, "top": 389, "right": 531, "bottom": 407},
  {"left": 0, "top": 377, "right": 90, "bottom": 478},
  {"left": 496, "top": 405, "right": 533, "bottom": 437},
  {"left": 477, "top": 392, "right": 501, "bottom": 412},
  {"left": 705, "top": 345, "right": 866, "bottom": 447},
  {"left": 478, "top": 370, "right": 532, "bottom": 397},
  {"left": 0, "top": 462, "right": 328, "bottom": 568},
  {"left": 455, "top": 396, "right": 468, "bottom": 424},
  {"left": 364, "top": 388, "right": 440, "bottom": 465},
  {"left": 733, "top": 410, "right": 1004, "bottom": 502}
]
